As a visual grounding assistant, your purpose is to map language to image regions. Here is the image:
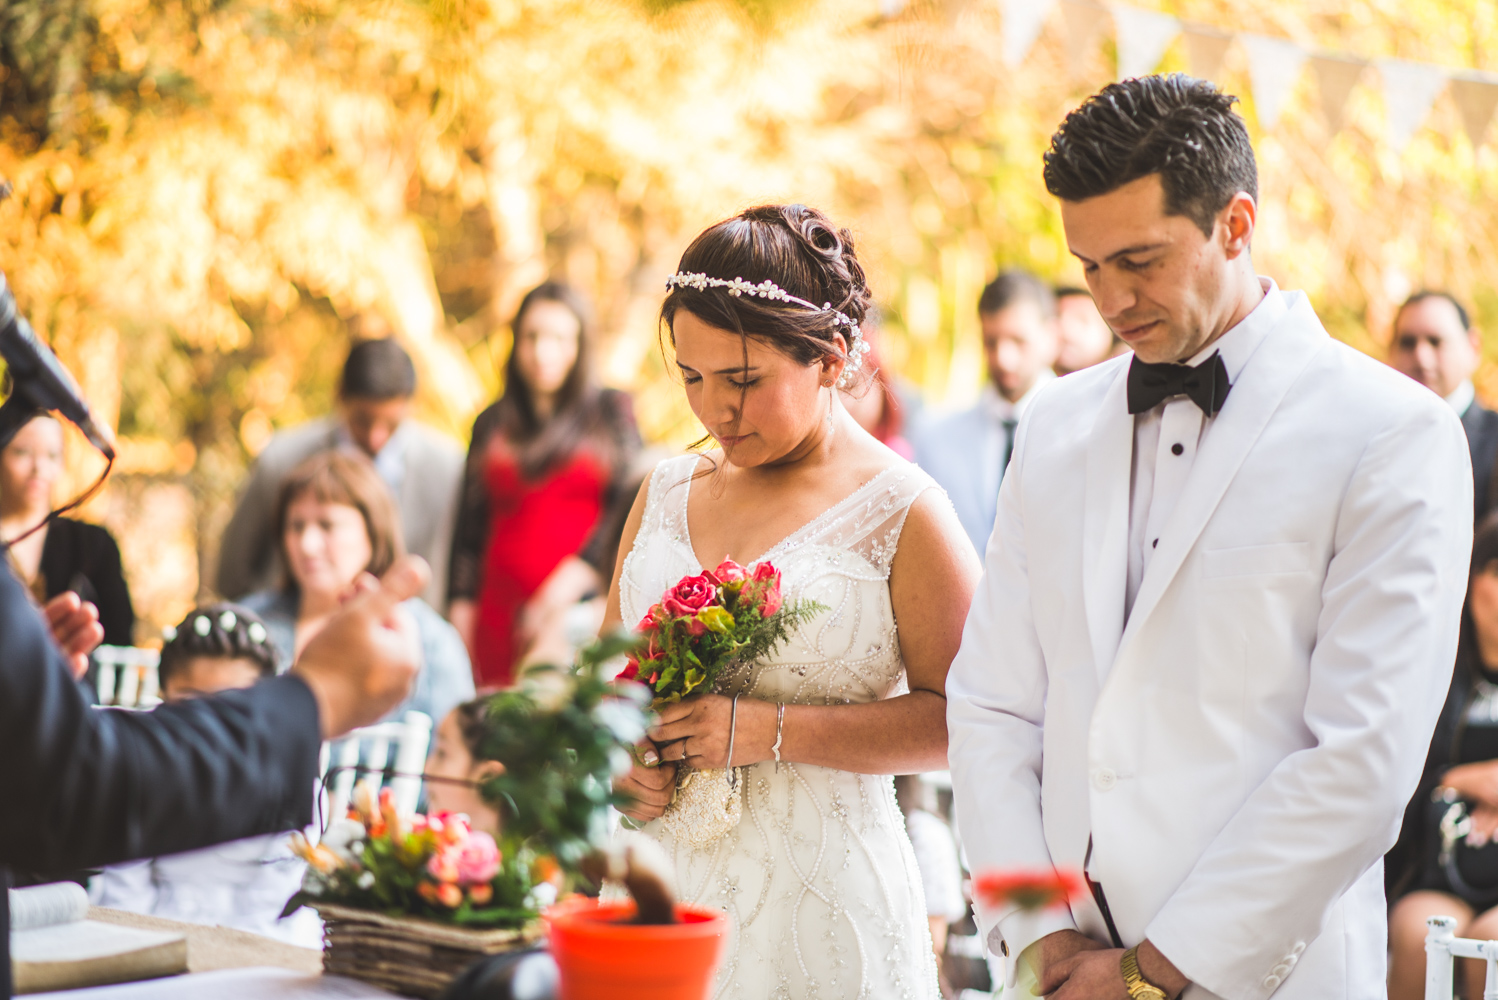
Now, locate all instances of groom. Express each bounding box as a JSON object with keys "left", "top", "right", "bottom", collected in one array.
[{"left": 947, "top": 75, "right": 1472, "bottom": 999}]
